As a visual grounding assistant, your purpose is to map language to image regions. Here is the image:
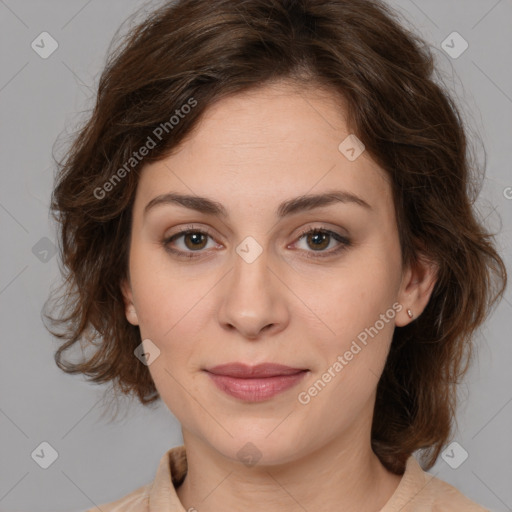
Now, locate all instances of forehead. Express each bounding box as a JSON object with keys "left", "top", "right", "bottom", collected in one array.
[{"left": 134, "top": 81, "right": 392, "bottom": 217}]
